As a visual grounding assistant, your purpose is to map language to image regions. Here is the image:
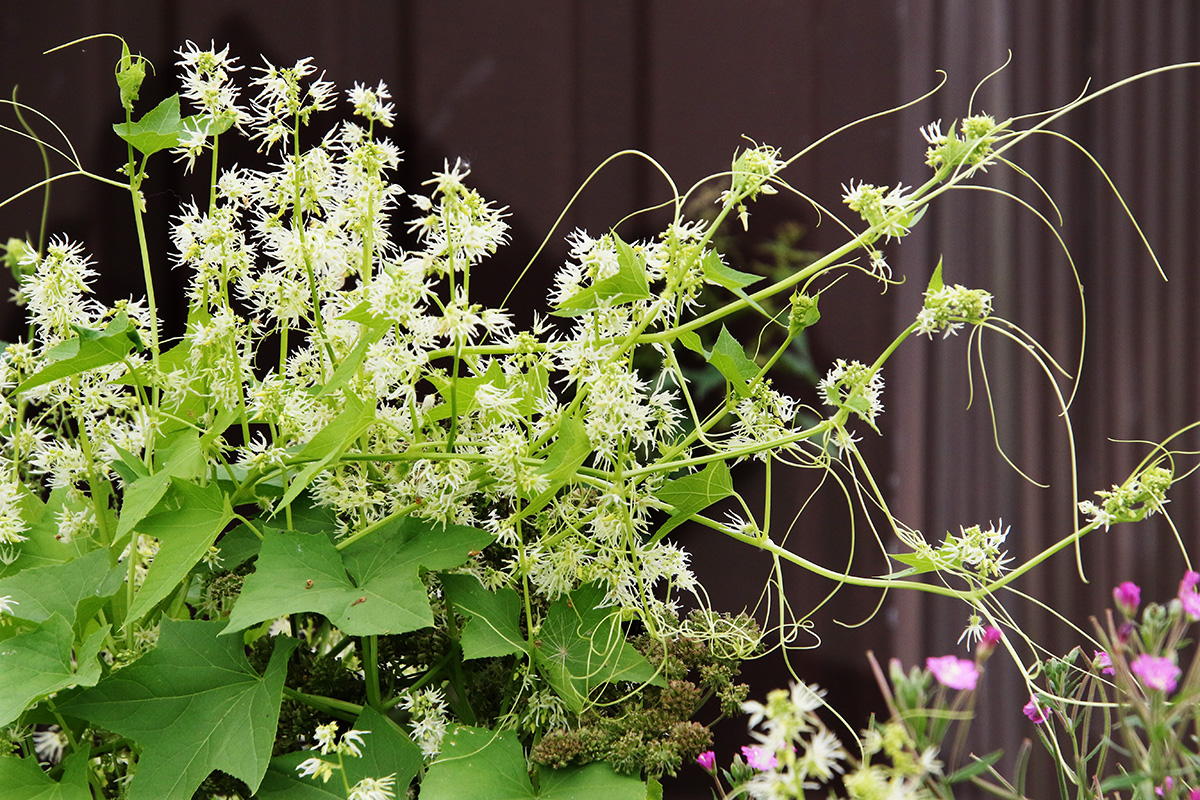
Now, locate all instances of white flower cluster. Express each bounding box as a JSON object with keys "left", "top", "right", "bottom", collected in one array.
[
  {"left": 915, "top": 283, "right": 993, "bottom": 339},
  {"left": 296, "top": 722, "right": 396, "bottom": 798},
  {"left": 842, "top": 181, "right": 916, "bottom": 241},
  {"left": 920, "top": 114, "right": 1003, "bottom": 172},
  {"left": 398, "top": 686, "right": 449, "bottom": 758},
  {"left": 741, "top": 682, "right": 848, "bottom": 798},
  {"left": 1078, "top": 464, "right": 1172, "bottom": 531},
  {"left": 935, "top": 520, "right": 1013, "bottom": 578},
  {"left": 818, "top": 359, "right": 884, "bottom": 428}
]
